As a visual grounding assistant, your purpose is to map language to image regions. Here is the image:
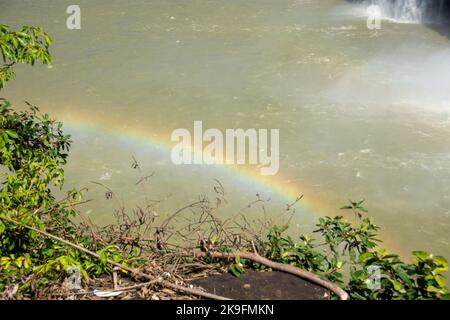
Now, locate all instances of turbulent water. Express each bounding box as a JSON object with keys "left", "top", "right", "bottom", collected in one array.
[
  {"left": 358, "top": 0, "right": 447, "bottom": 23},
  {"left": 379, "top": 0, "right": 430, "bottom": 21},
  {"left": 1, "top": 0, "right": 449, "bottom": 259}
]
